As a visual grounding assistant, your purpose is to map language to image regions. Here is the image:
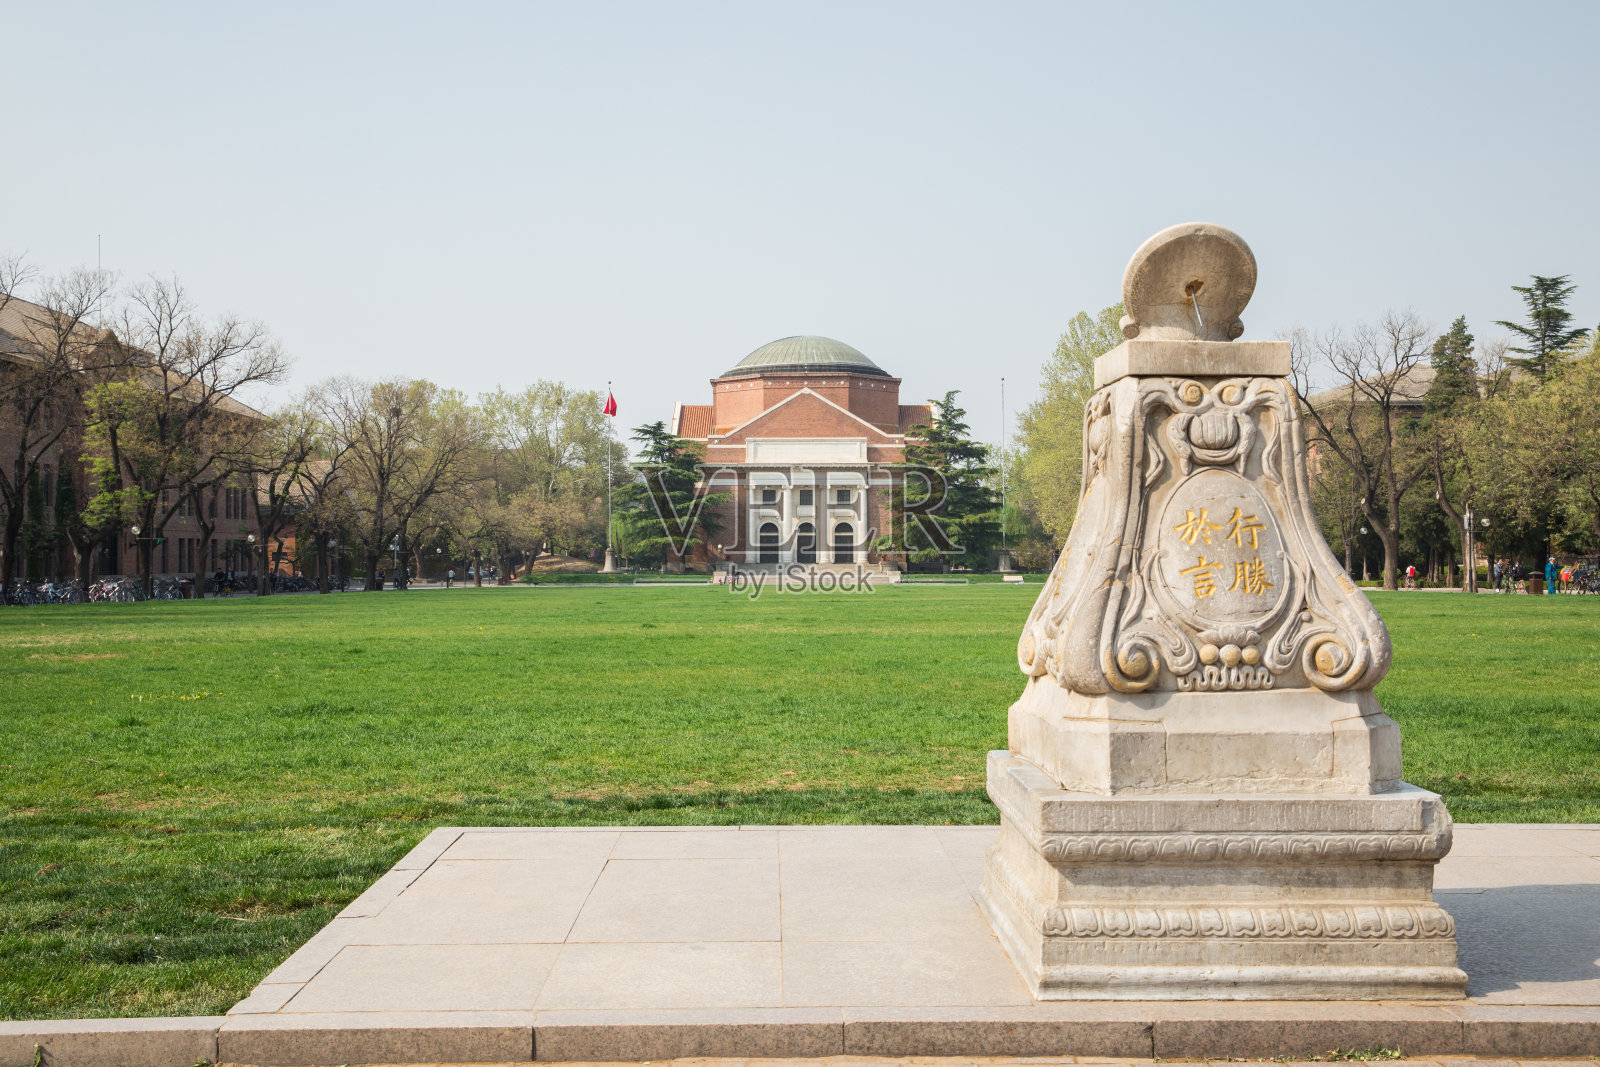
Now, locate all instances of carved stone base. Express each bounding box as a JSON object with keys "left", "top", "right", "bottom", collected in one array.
[
  {"left": 978, "top": 751, "right": 1468, "bottom": 1000},
  {"left": 1008, "top": 682, "right": 1403, "bottom": 796}
]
